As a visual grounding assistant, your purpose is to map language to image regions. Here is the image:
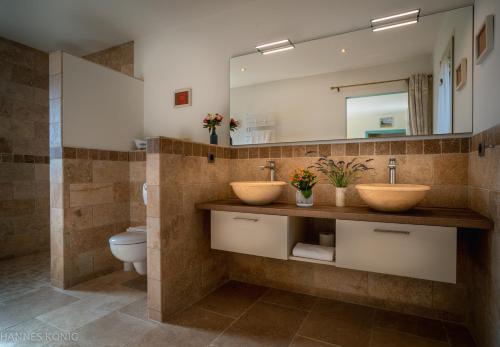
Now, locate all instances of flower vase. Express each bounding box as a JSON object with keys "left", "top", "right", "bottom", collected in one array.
[
  {"left": 335, "top": 187, "right": 347, "bottom": 207},
  {"left": 210, "top": 128, "right": 218, "bottom": 145},
  {"left": 296, "top": 190, "right": 313, "bottom": 207}
]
